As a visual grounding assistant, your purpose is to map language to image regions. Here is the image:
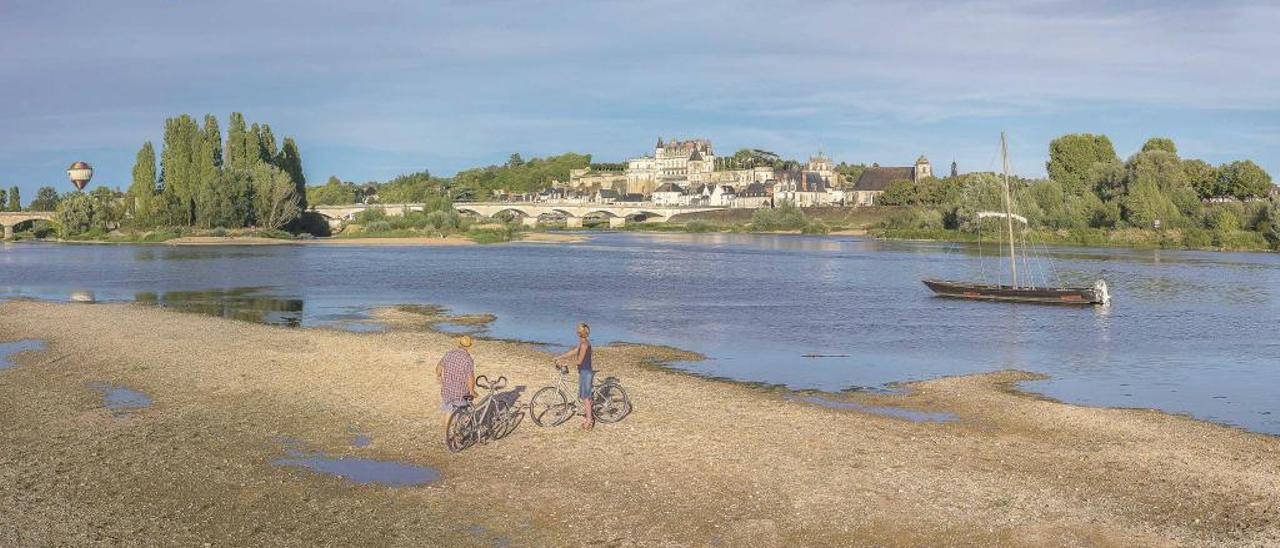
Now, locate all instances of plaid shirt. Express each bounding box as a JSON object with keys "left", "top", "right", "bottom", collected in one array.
[{"left": 438, "top": 348, "right": 474, "bottom": 405}]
